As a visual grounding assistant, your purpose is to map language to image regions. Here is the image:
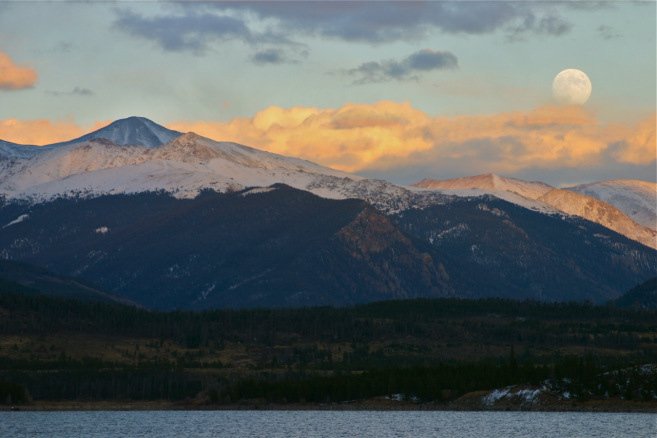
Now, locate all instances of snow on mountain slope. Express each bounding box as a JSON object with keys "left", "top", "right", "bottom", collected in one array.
[
  {"left": 537, "top": 188, "right": 656, "bottom": 249},
  {"left": 564, "top": 180, "right": 656, "bottom": 231},
  {"left": 1, "top": 128, "right": 653, "bottom": 249},
  {"left": 0, "top": 140, "right": 50, "bottom": 159},
  {"left": 0, "top": 131, "right": 453, "bottom": 215},
  {"left": 0, "top": 139, "right": 150, "bottom": 194},
  {"left": 0, "top": 141, "right": 30, "bottom": 159},
  {"left": 0, "top": 133, "right": 366, "bottom": 201},
  {"left": 411, "top": 174, "right": 560, "bottom": 214},
  {"left": 413, "top": 174, "right": 554, "bottom": 200},
  {"left": 0, "top": 116, "right": 183, "bottom": 160},
  {"left": 409, "top": 186, "right": 561, "bottom": 215},
  {"left": 48, "top": 116, "right": 183, "bottom": 148},
  {"left": 412, "top": 174, "right": 657, "bottom": 249}
]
